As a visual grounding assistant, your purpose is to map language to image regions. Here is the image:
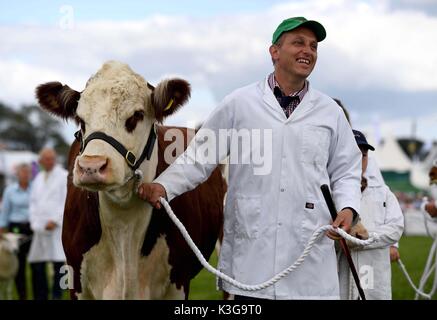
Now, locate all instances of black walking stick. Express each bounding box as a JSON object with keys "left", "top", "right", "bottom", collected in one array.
[{"left": 320, "top": 184, "right": 366, "bottom": 300}]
